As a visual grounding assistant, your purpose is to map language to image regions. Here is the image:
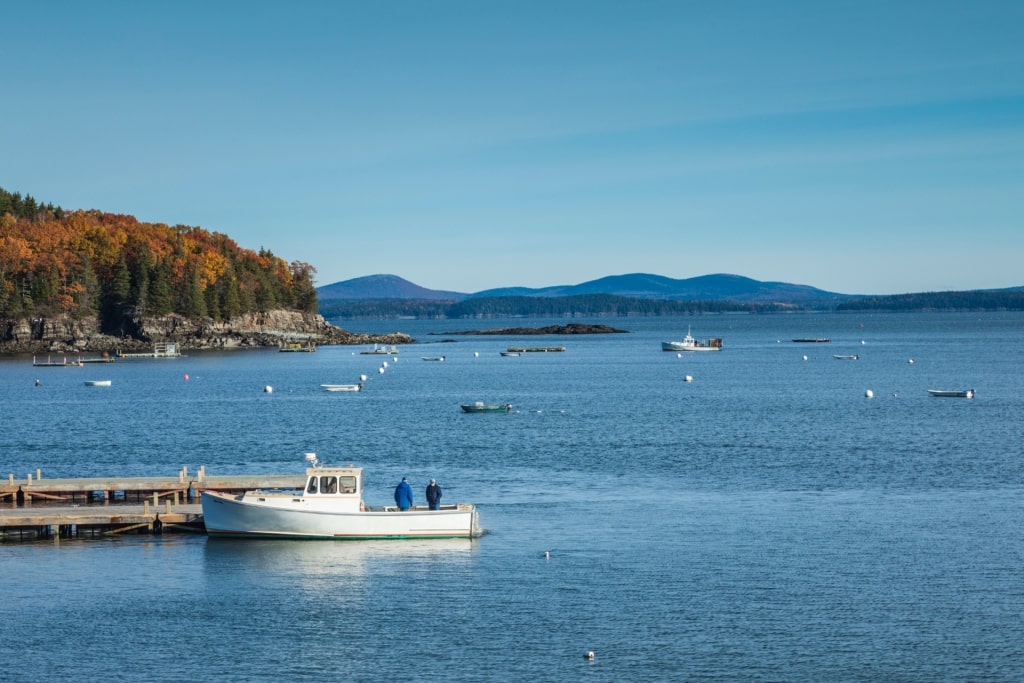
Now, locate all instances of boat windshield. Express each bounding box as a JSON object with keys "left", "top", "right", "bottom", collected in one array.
[{"left": 306, "top": 474, "right": 357, "bottom": 495}]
